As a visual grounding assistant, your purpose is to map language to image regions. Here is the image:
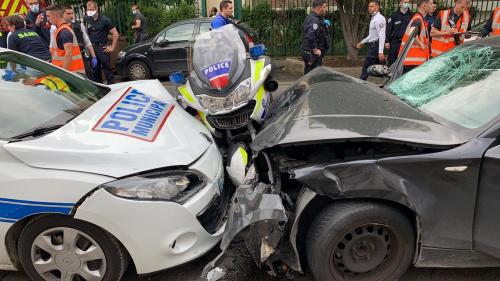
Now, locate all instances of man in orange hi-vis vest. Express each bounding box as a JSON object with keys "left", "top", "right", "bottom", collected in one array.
[
  {"left": 429, "top": 0, "right": 470, "bottom": 57},
  {"left": 45, "top": 4, "right": 84, "bottom": 73},
  {"left": 399, "top": 0, "right": 434, "bottom": 73},
  {"left": 479, "top": 7, "right": 500, "bottom": 37}
]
